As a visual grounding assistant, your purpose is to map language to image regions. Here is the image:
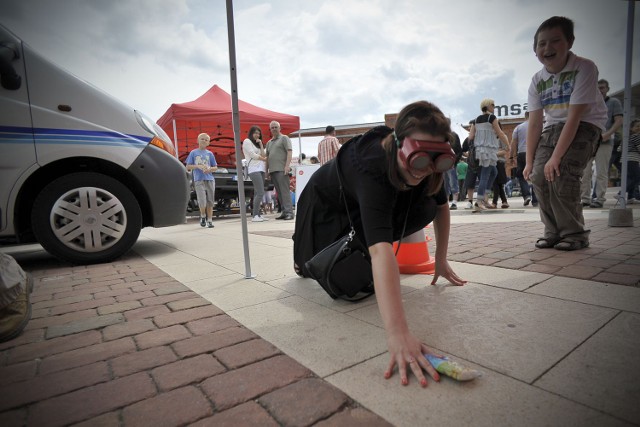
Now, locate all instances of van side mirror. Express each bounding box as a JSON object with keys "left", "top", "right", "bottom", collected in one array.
[{"left": 0, "top": 42, "right": 22, "bottom": 90}]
